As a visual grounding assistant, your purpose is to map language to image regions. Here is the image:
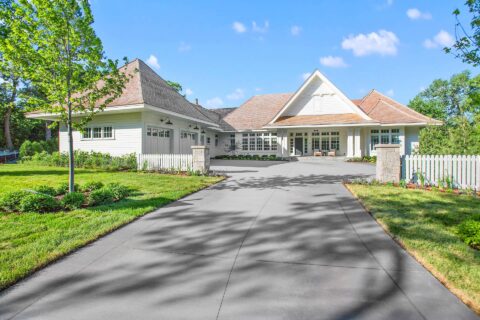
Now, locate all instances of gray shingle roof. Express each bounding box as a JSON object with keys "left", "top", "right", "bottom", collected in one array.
[{"left": 133, "top": 59, "right": 217, "bottom": 125}]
